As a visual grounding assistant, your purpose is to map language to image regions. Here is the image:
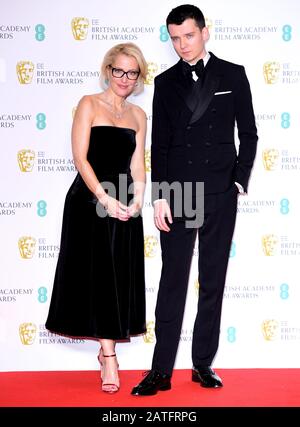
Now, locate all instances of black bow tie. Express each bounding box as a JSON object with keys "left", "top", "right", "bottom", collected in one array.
[{"left": 182, "top": 59, "right": 204, "bottom": 79}]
